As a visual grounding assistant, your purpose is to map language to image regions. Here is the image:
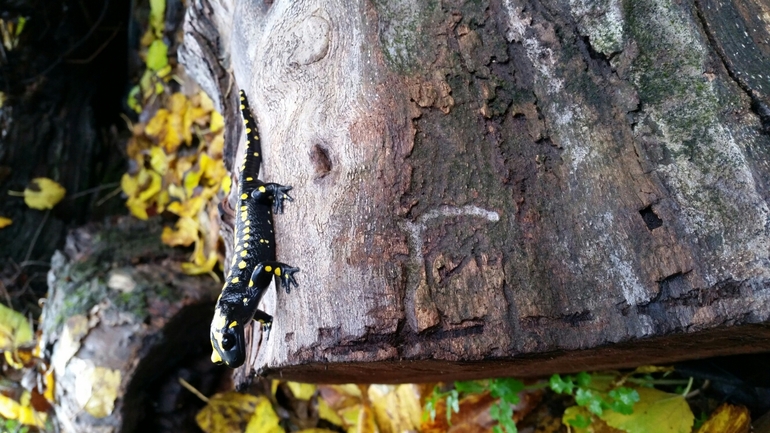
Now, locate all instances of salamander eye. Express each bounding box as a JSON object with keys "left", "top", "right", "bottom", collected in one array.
[{"left": 222, "top": 333, "right": 235, "bottom": 350}]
